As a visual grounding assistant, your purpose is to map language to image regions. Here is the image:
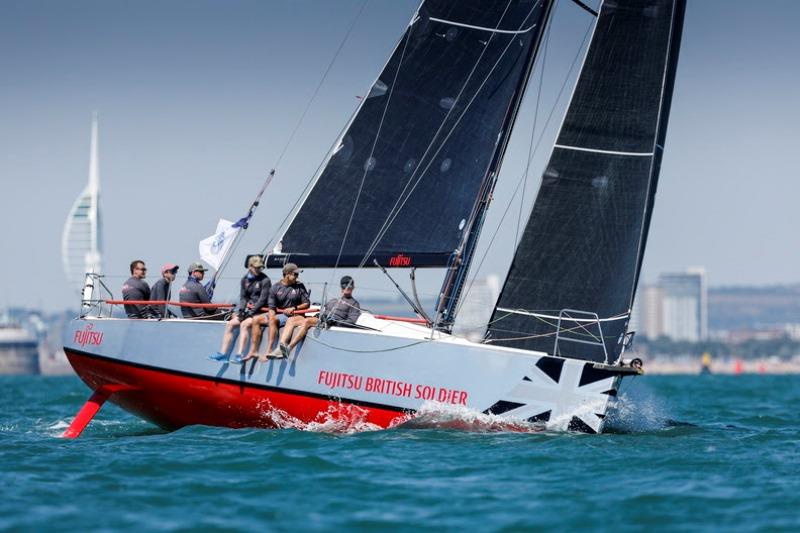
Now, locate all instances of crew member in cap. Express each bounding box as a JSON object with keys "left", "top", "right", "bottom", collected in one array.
[
  {"left": 150, "top": 263, "right": 179, "bottom": 318},
  {"left": 122, "top": 259, "right": 153, "bottom": 318},
  {"left": 321, "top": 275, "right": 361, "bottom": 328},
  {"left": 247, "top": 262, "right": 309, "bottom": 360},
  {"left": 179, "top": 262, "right": 217, "bottom": 318},
  {"left": 210, "top": 255, "right": 271, "bottom": 363},
  {"left": 279, "top": 275, "right": 361, "bottom": 357}
]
